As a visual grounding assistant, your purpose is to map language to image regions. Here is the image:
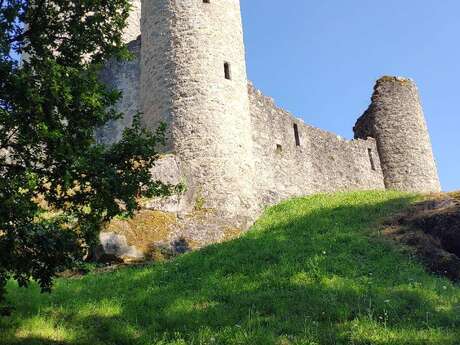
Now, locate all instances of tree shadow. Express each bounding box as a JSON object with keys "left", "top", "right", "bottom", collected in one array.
[
  {"left": 3, "top": 193, "right": 460, "bottom": 345},
  {"left": 5, "top": 339, "right": 69, "bottom": 345}
]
